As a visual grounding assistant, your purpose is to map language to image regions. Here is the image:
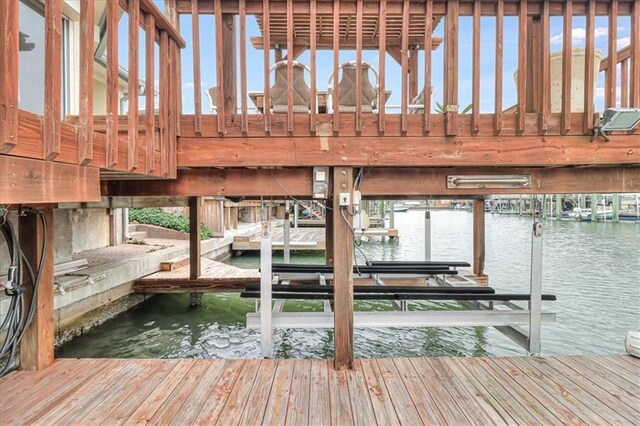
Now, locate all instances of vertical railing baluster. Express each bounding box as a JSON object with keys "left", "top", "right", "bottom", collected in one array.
[
  {"left": 561, "top": 0, "right": 572, "bottom": 134},
  {"left": 333, "top": 0, "right": 340, "bottom": 134},
  {"left": 170, "top": 39, "right": 179, "bottom": 178},
  {"left": 240, "top": 0, "right": 248, "bottom": 135},
  {"left": 517, "top": 0, "right": 527, "bottom": 135},
  {"left": 310, "top": 0, "right": 317, "bottom": 133},
  {"left": 584, "top": 0, "right": 595, "bottom": 133},
  {"left": 192, "top": 0, "right": 202, "bottom": 134},
  {"left": 286, "top": 0, "right": 294, "bottom": 134},
  {"left": 263, "top": 0, "right": 271, "bottom": 133},
  {"left": 444, "top": 0, "right": 459, "bottom": 136},
  {"left": 106, "top": 0, "right": 119, "bottom": 168},
  {"left": 471, "top": 0, "right": 480, "bottom": 134},
  {"left": 78, "top": 0, "right": 94, "bottom": 165},
  {"left": 0, "top": 0, "right": 19, "bottom": 153},
  {"left": 128, "top": 0, "right": 140, "bottom": 172},
  {"left": 160, "top": 31, "right": 169, "bottom": 177},
  {"left": 423, "top": 0, "right": 432, "bottom": 134},
  {"left": 215, "top": 0, "right": 225, "bottom": 134},
  {"left": 356, "top": 0, "right": 363, "bottom": 134},
  {"left": 145, "top": 13, "right": 156, "bottom": 175},
  {"left": 378, "top": 0, "right": 386, "bottom": 134},
  {"left": 606, "top": 0, "right": 618, "bottom": 107},
  {"left": 494, "top": 0, "right": 504, "bottom": 135},
  {"left": 621, "top": 59, "right": 629, "bottom": 107},
  {"left": 540, "top": 0, "right": 550, "bottom": 134},
  {"left": 401, "top": 0, "right": 409, "bottom": 134},
  {"left": 44, "top": 0, "right": 62, "bottom": 160}
]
